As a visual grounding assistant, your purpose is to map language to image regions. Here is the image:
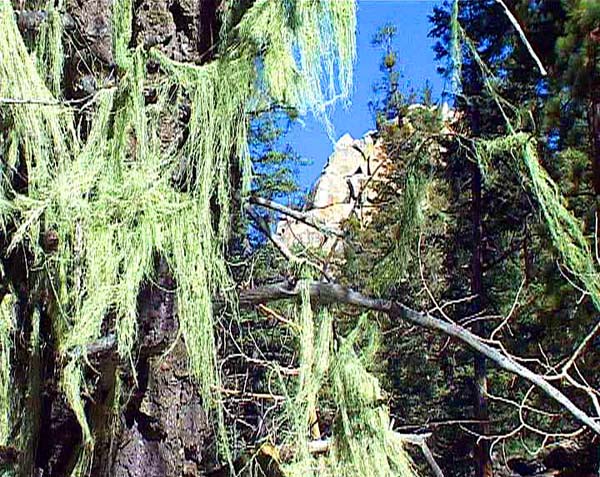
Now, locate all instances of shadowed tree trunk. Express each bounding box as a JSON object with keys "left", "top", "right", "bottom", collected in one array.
[
  {"left": 469, "top": 105, "right": 492, "bottom": 477},
  {"left": 589, "top": 28, "right": 600, "bottom": 205},
  {"left": 6, "top": 1, "right": 222, "bottom": 476}
]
